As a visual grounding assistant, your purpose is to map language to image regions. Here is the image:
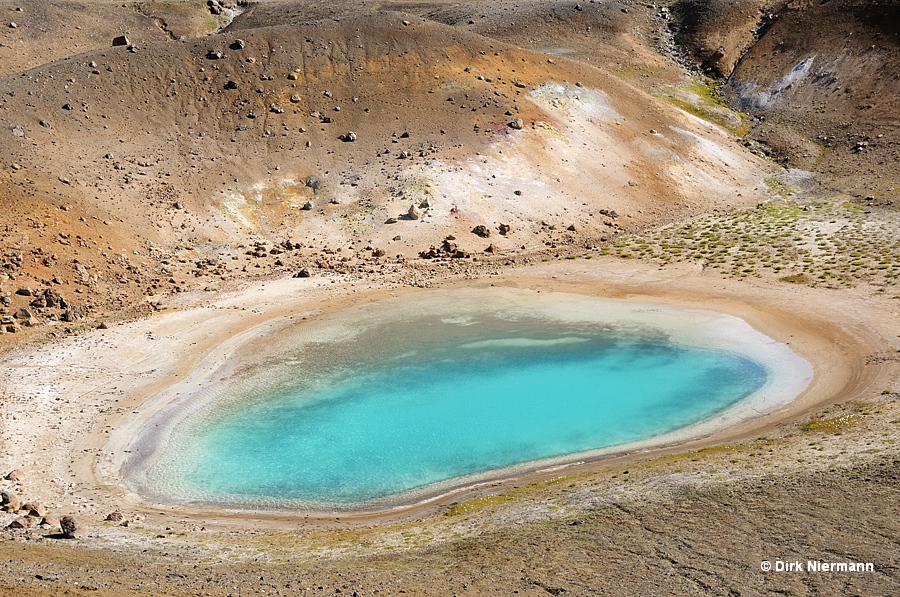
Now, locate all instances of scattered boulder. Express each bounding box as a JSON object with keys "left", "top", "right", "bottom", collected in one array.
[
  {"left": 25, "top": 503, "right": 48, "bottom": 518},
  {"left": 407, "top": 204, "right": 423, "bottom": 220},
  {"left": 105, "top": 511, "right": 125, "bottom": 523},
  {"left": 567, "top": 224, "right": 577, "bottom": 231},
  {"left": 498, "top": 223, "right": 512, "bottom": 236},
  {"left": 14, "top": 307, "right": 33, "bottom": 320},
  {"left": 342, "top": 131, "right": 357, "bottom": 142},
  {"left": 372, "top": 248, "right": 386, "bottom": 257},
  {"left": 485, "top": 244, "right": 498, "bottom": 253},
  {"left": 305, "top": 176, "right": 321, "bottom": 194},
  {"left": 290, "top": 93, "right": 302, "bottom": 103},
  {"left": 4, "top": 469, "right": 23, "bottom": 482},
  {"left": 111, "top": 35, "right": 129, "bottom": 47},
  {"left": 97, "top": 322, "right": 109, "bottom": 330},
  {"left": 385, "top": 217, "right": 398, "bottom": 224},
  {"left": 3, "top": 499, "right": 23, "bottom": 513},
  {"left": 0, "top": 490, "right": 17, "bottom": 504},
  {"left": 60, "top": 516, "right": 77, "bottom": 539},
  {"left": 293, "top": 268, "right": 311, "bottom": 278},
  {"left": 301, "top": 200, "right": 313, "bottom": 210},
  {"left": 224, "top": 80, "right": 239, "bottom": 90},
  {"left": 207, "top": 50, "right": 223, "bottom": 60},
  {"left": 508, "top": 118, "right": 525, "bottom": 130},
  {"left": 231, "top": 39, "right": 245, "bottom": 50},
  {"left": 15, "top": 286, "right": 32, "bottom": 296},
  {"left": 7, "top": 517, "right": 35, "bottom": 529},
  {"left": 42, "top": 516, "right": 60, "bottom": 527},
  {"left": 472, "top": 225, "right": 491, "bottom": 238}
]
